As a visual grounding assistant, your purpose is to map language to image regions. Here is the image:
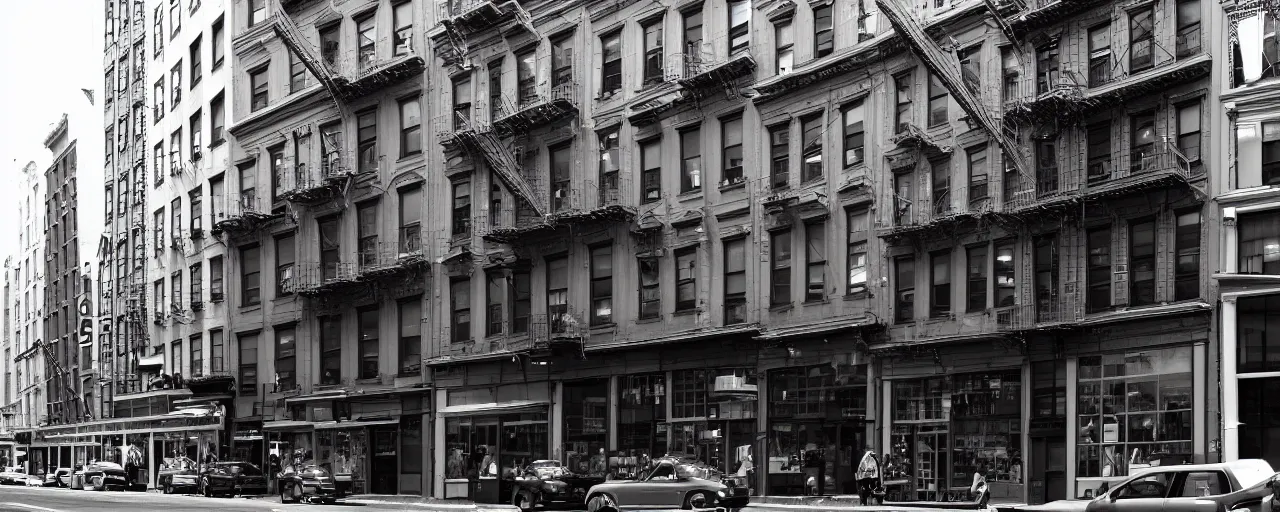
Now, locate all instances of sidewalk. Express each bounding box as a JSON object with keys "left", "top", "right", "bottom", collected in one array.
[{"left": 334, "top": 493, "right": 1028, "bottom": 512}]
